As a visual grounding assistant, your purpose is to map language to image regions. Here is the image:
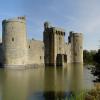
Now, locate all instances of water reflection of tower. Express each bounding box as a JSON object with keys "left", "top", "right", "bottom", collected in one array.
[
  {"left": 55, "top": 67, "right": 66, "bottom": 99},
  {"left": 0, "top": 70, "right": 4, "bottom": 100},
  {"left": 44, "top": 67, "right": 67, "bottom": 100},
  {"left": 67, "top": 63, "right": 83, "bottom": 93},
  {"left": 43, "top": 67, "right": 57, "bottom": 100}
]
